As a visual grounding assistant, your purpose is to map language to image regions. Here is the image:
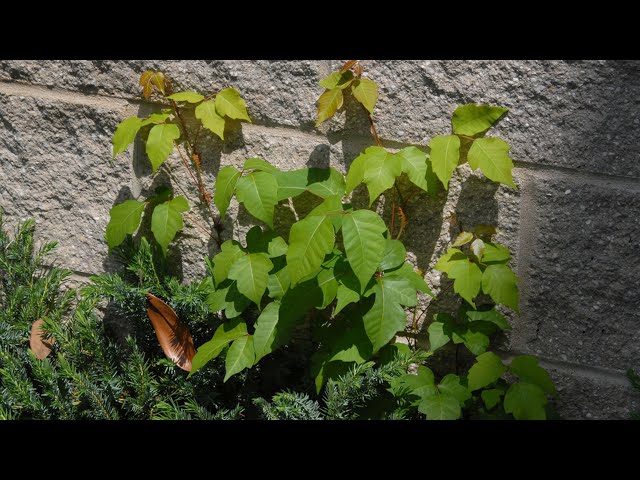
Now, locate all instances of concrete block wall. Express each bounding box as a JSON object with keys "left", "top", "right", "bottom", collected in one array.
[{"left": 0, "top": 60, "right": 638, "bottom": 418}]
